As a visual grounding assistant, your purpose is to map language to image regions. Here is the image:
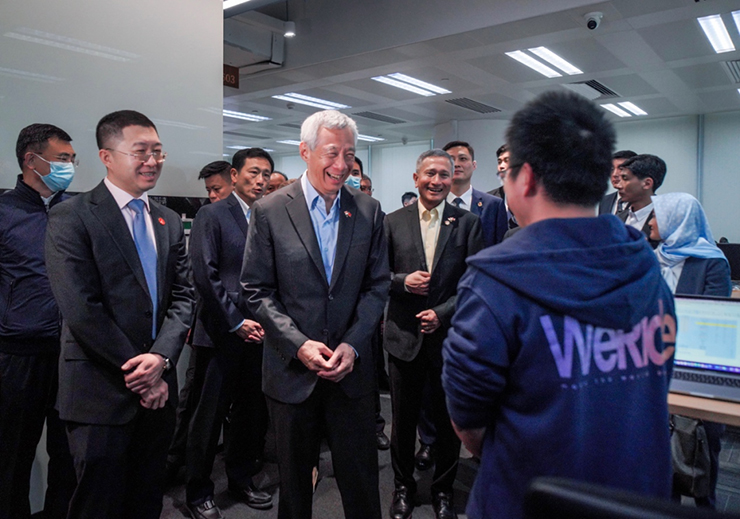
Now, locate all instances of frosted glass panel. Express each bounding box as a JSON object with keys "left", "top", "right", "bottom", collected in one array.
[{"left": 0, "top": 0, "right": 223, "bottom": 197}]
